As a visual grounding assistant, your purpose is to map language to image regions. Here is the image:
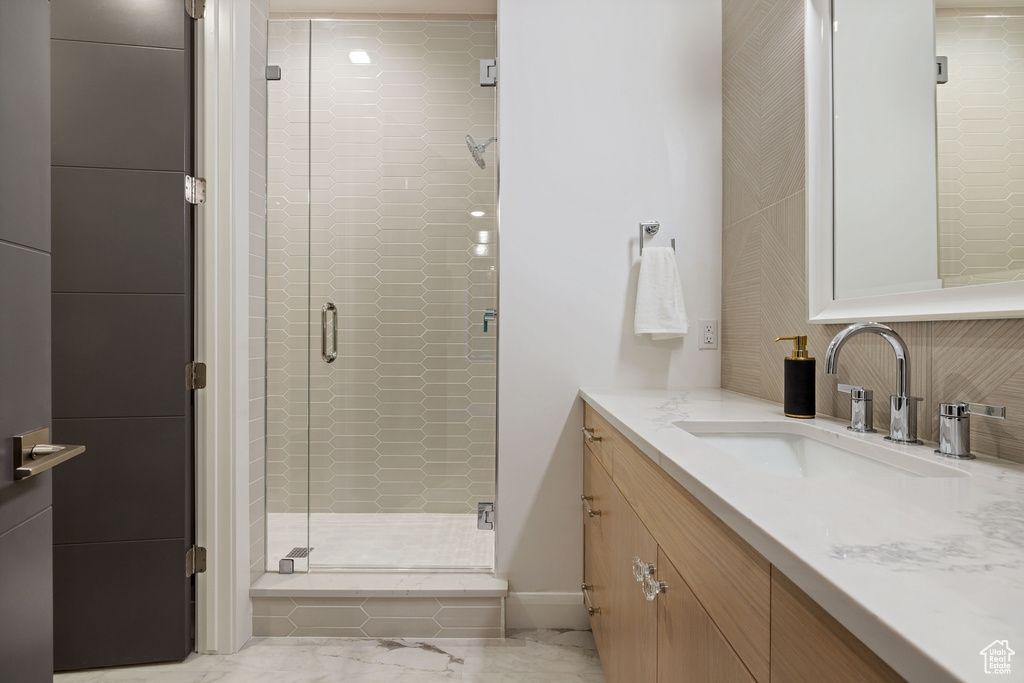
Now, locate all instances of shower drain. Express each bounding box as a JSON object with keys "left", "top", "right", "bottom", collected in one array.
[{"left": 285, "top": 547, "right": 313, "bottom": 559}]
